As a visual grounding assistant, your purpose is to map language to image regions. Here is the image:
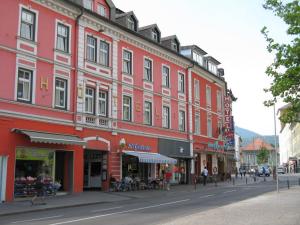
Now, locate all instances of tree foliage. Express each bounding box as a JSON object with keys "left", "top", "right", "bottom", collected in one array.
[
  {"left": 257, "top": 146, "right": 270, "bottom": 165},
  {"left": 261, "top": 0, "right": 300, "bottom": 123}
]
